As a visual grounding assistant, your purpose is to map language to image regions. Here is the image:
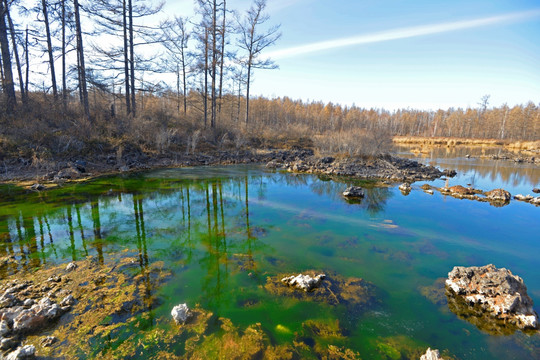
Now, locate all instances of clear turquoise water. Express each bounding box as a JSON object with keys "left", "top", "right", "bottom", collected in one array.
[{"left": 0, "top": 161, "right": 539, "bottom": 359}]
